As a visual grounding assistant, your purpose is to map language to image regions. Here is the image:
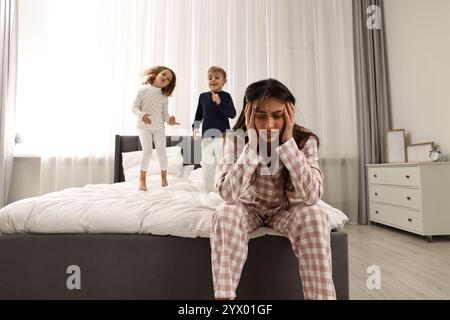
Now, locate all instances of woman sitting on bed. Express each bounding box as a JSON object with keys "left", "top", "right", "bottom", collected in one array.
[{"left": 210, "top": 78, "right": 336, "bottom": 300}]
